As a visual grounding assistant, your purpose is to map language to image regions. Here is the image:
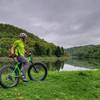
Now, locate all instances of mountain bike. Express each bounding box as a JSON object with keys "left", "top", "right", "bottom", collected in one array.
[{"left": 0, "top": 53, "right": 48, "bottom": 88}]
